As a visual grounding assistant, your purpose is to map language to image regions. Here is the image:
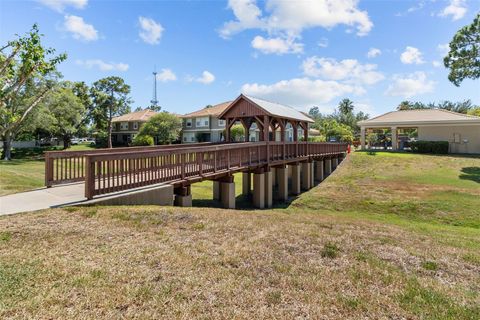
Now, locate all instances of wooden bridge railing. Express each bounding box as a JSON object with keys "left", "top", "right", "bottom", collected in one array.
[
  {"left": 83, "top": 142, "right": 348, "bottom": 199},
  {"left": 44, "top": 142, "right": 215, "bottom": 187}
]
